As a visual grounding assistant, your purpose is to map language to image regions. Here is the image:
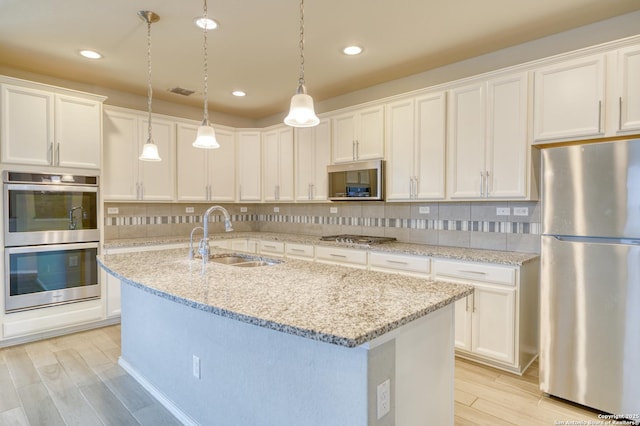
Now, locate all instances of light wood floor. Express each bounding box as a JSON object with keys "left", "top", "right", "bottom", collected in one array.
[{"left": 1, "top": 325, "right": 604, "bottom": 426}]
